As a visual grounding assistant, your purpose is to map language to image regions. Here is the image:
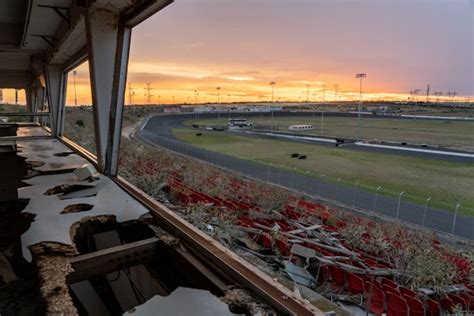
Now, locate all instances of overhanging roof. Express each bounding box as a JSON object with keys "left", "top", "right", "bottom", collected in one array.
[{"left": 0, "top": 0, "right": 173, "bottom": 89}]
